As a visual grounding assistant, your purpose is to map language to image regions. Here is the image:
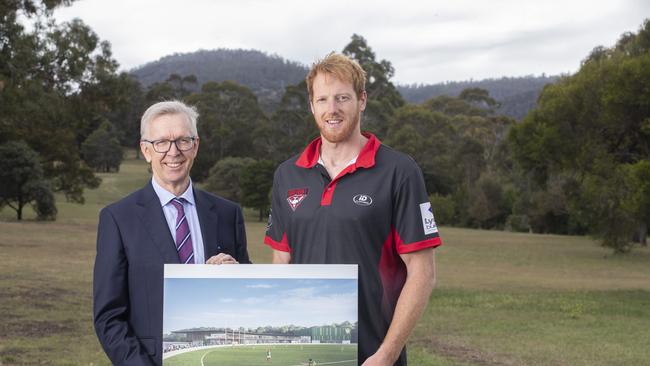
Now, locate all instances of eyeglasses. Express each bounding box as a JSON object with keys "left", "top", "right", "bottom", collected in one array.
[{"left": 141, "top": 137, "right": 197, "bottom": 153}]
